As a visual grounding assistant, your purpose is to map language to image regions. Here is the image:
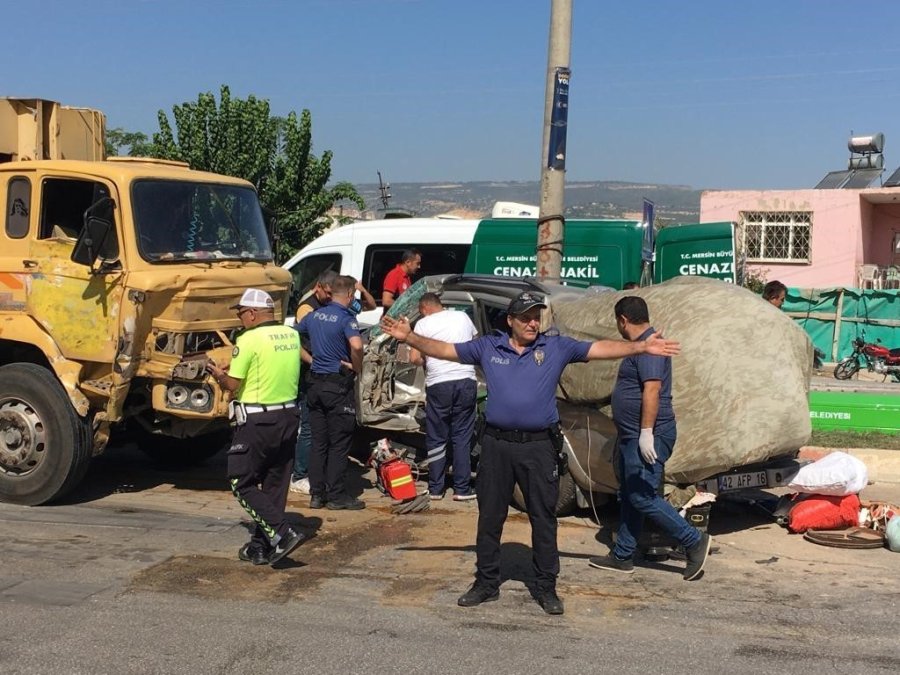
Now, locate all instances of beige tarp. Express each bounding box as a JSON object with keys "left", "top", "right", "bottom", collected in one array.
[{"left": 550, "top": 277, "right": 812, "bottom": 485}]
